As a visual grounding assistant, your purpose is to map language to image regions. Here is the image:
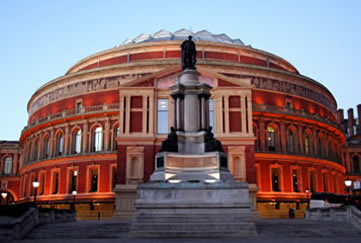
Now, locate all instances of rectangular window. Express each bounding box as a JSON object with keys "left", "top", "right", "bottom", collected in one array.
[
  {"left": 52, "top": 172, "right": 59, "bottom": 194},
  {"left": 89, "top": 169, "right": 98, "bottom": 192},
  {"left": 157, "top": 99, "right": 169, "bottom": 134},
  {"left": 209, "top": 99, "right": 214, "bottom": 129},
  {"left": 272, "top": 168, "right": 280, "bottom": 192},
  {"left": 76, "top": 101, "right": 82, "bottom": 113},
  {"left": 292, "top": 169, "right": 299, "bottom": 192},
  {"left": 69, "top": 170, "right": 78, "bottom": 193}
]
